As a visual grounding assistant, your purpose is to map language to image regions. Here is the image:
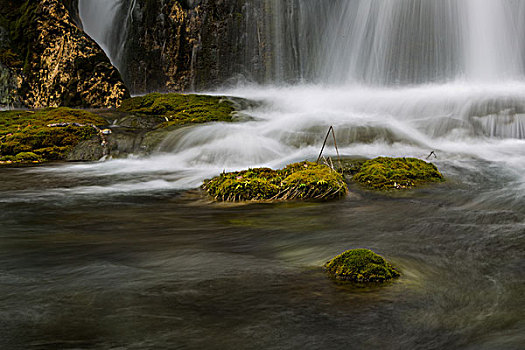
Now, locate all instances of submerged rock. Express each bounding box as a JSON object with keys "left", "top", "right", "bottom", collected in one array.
[
  {"left": 325, "top": 249, "right": 400, "bottom": 283},
  {"left": 202, "top": 162, "right": 348, "bottom": 202},
  {"left": 353, "top": 157, "right": 444, "bottom": 190}
]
